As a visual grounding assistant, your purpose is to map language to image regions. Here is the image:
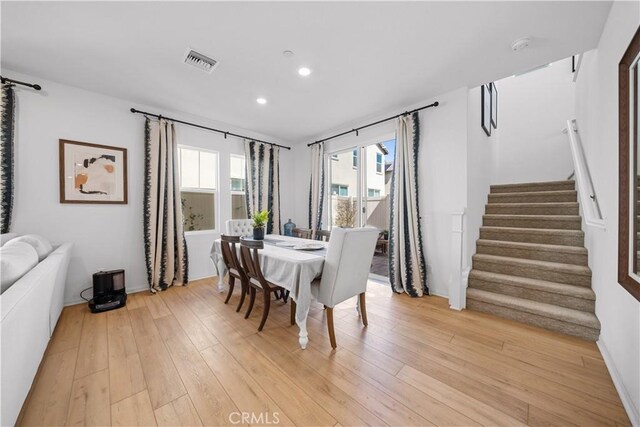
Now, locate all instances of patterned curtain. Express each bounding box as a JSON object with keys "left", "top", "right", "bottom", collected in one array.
[
  {"left": 308, "top": 142, "right": 325, "bottom": 232},
  {"left": 389, "top": 112, "right": 428, "bottom": 297},
  {"left": 144, "top": 118, "right": 188, "bottom": 292},
  {"left": 245, "top": 140, "right": 281, "bottom": 234},
  {"left": 0, "top": 84, "right": 15, "bottom": 234}
]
